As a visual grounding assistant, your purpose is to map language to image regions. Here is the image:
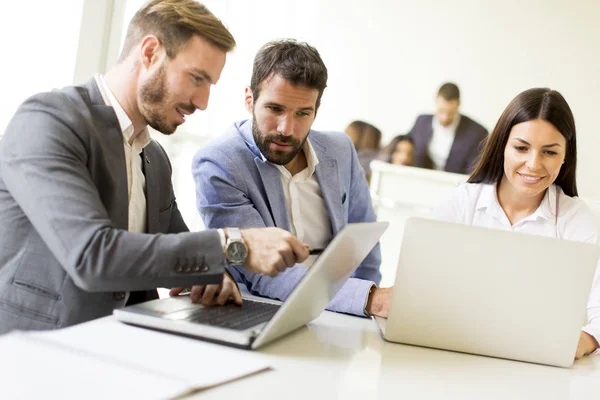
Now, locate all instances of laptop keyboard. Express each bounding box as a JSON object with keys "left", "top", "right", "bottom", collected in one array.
[{"left": 185, "top": 299, "right": 280, "bottom": 331}]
